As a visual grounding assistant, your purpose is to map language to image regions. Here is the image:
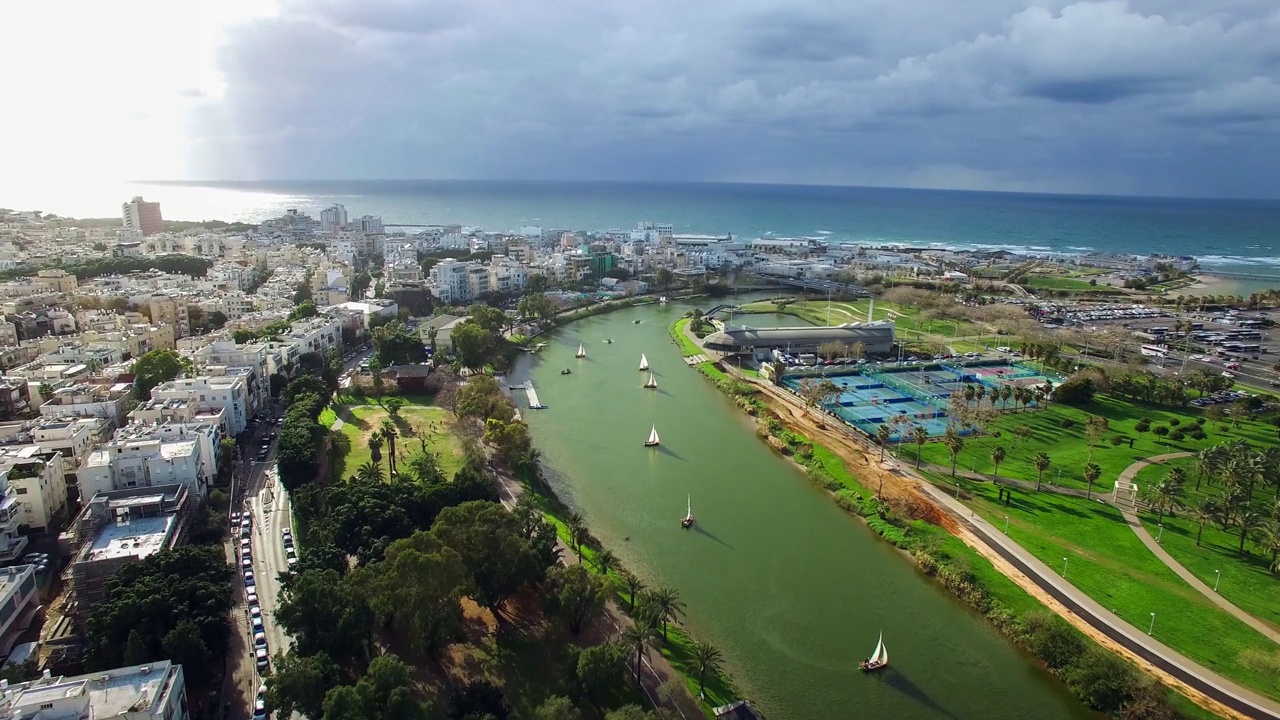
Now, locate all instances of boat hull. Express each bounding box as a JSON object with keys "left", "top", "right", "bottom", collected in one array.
[
  {"left": 645, "top": 441, "right": 660, "bottom": 447},
  {"left": 859, "top": 660, "right": 888, "bottom": 672}
]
